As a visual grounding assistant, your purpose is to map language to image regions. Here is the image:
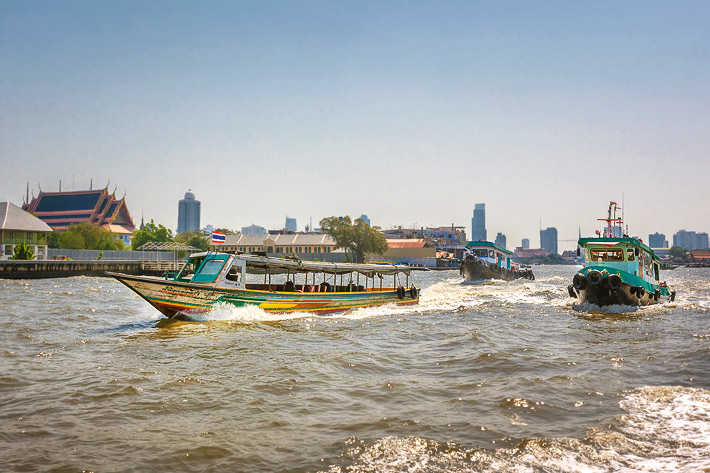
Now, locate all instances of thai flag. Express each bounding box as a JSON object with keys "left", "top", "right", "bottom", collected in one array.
[{"left": 211, "top": 231, "right": 226, "bottom": 244}]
